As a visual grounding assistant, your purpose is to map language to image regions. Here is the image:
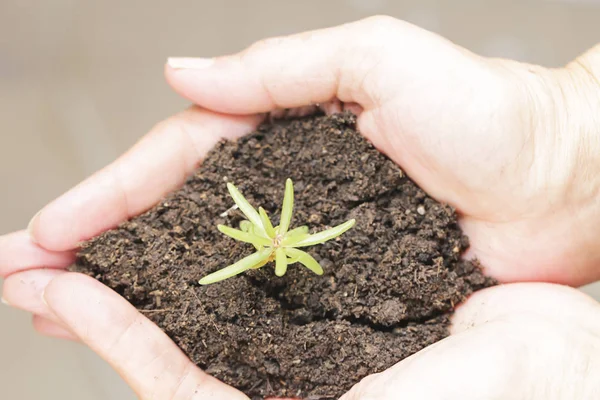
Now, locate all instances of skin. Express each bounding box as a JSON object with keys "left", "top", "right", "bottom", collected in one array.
[{"left": 2, "top": 16, "right": 600, "bottom": 399}]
